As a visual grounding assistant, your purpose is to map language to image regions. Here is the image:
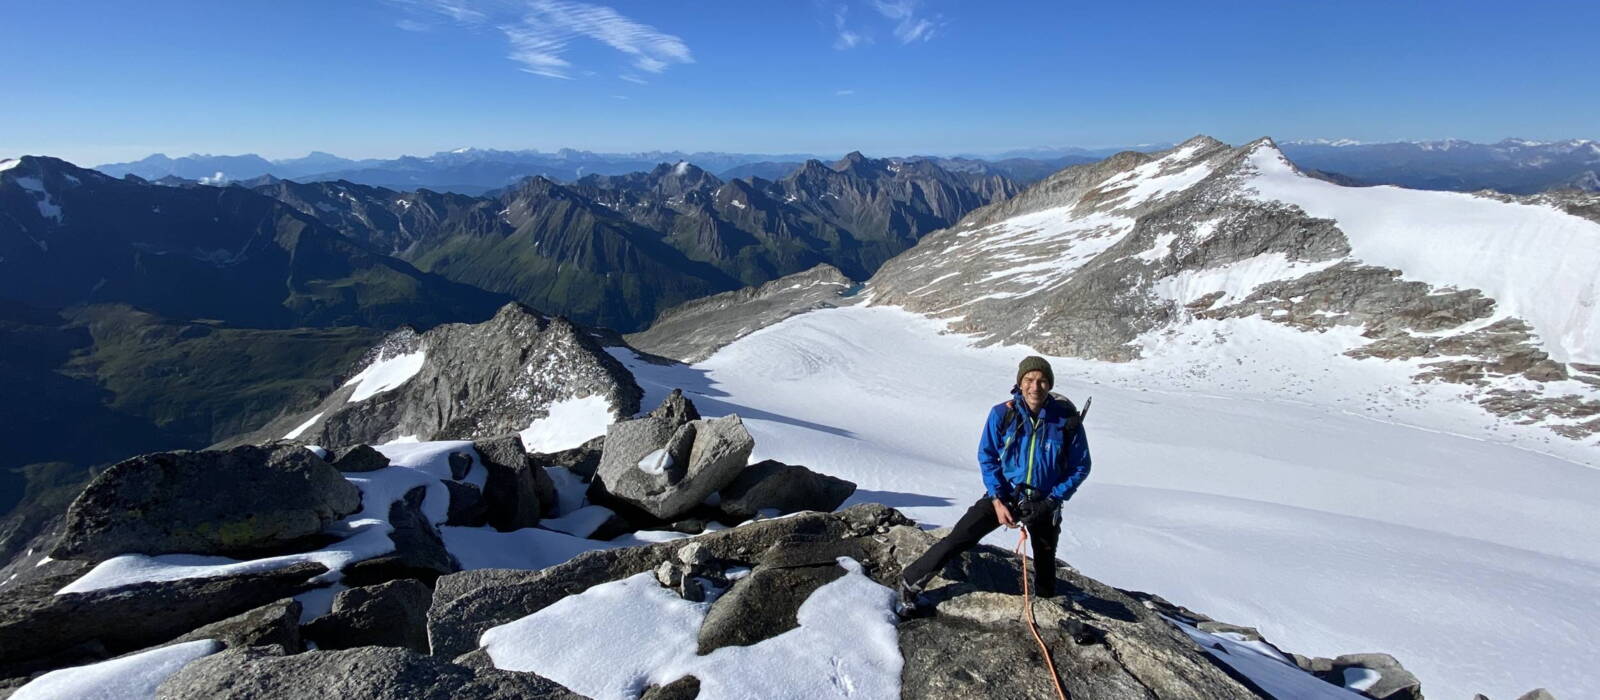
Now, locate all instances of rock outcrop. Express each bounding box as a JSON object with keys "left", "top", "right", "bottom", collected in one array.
[
  {"left": 597, "top": 414, "right": 756, "bottom": 520},
  {"left": 50, "top": 445, "right": 360, "bottom": 562},
  {"left": 473, "top": 435, "right": 558, "bottom": 531},
  {"left": 0, "top": 562, "right": 327, "bottom": 680},
  {"left": 627, "top": 264, "right": 861, "bottom": 363},
  {"left": 229, "top": 302, "right": 642, "bottom": 449},
  {"left": 341, "top": 486, "right": 458, "bottom": 587},
  {"left": 716, "top": 459, "right": 857, "bottom": 519},
  {"left": 303, "top": 579, "right": 432, "bottom": 654},
  {"left": 155, "top": 645, "right": 581, "bottom": 699},
  {"left": 327, "top": 445, "right": 390, "bottom": 472}
]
